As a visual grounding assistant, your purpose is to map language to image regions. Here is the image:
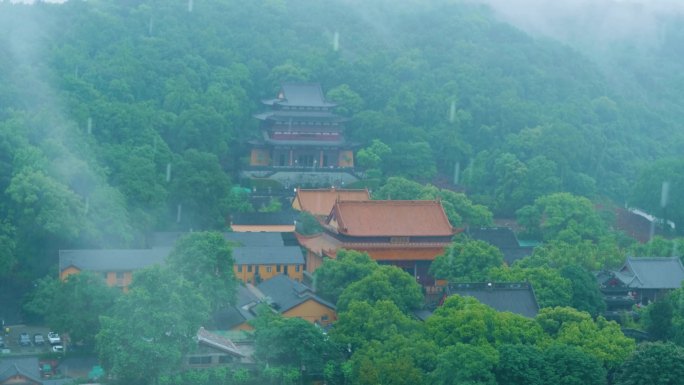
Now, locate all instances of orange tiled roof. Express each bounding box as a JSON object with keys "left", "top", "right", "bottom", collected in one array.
[
  {"left": 294, "top": 188, "right": 370, "bottom": 216},
  {"left": 329, "top": 200, "right": 455, "bottom": 237},
  {"left": 295, "top": 232, "right": 341, "bottom": 256}
]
